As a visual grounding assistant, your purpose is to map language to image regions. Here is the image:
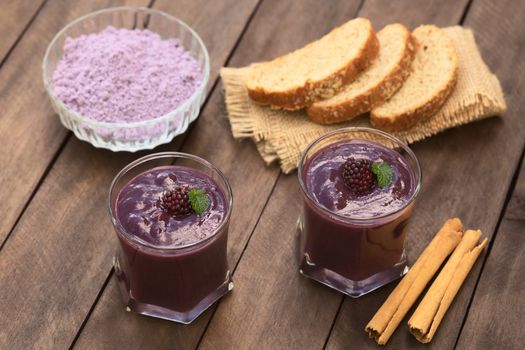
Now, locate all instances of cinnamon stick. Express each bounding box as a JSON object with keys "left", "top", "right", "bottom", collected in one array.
[
  {"left": 365, "top": 218, "right": 463, "bottom": 345},
  {"left": 408, "top": 230, "right": 487, "bottom": 343}
]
